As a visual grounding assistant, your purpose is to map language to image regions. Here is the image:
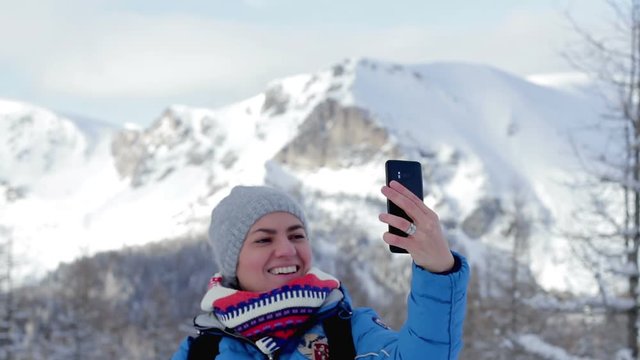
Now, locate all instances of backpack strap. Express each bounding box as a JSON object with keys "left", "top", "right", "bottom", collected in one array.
[
  {"left": 187, "top": 332, "right": 222, "bottom": 360},
  {"left": 322, "top": 302, "right": 355, "bottom": 360}
]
